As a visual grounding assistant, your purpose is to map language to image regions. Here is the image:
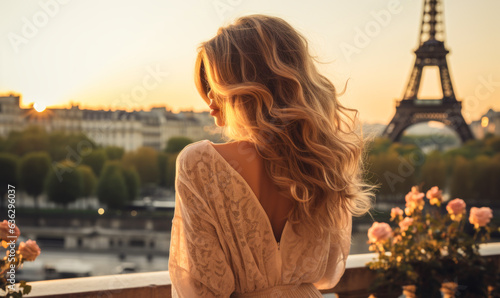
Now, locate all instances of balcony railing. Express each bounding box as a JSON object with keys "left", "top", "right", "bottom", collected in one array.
[{"left": 20, "top": 242, "right": 500, "bottom": 298}]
